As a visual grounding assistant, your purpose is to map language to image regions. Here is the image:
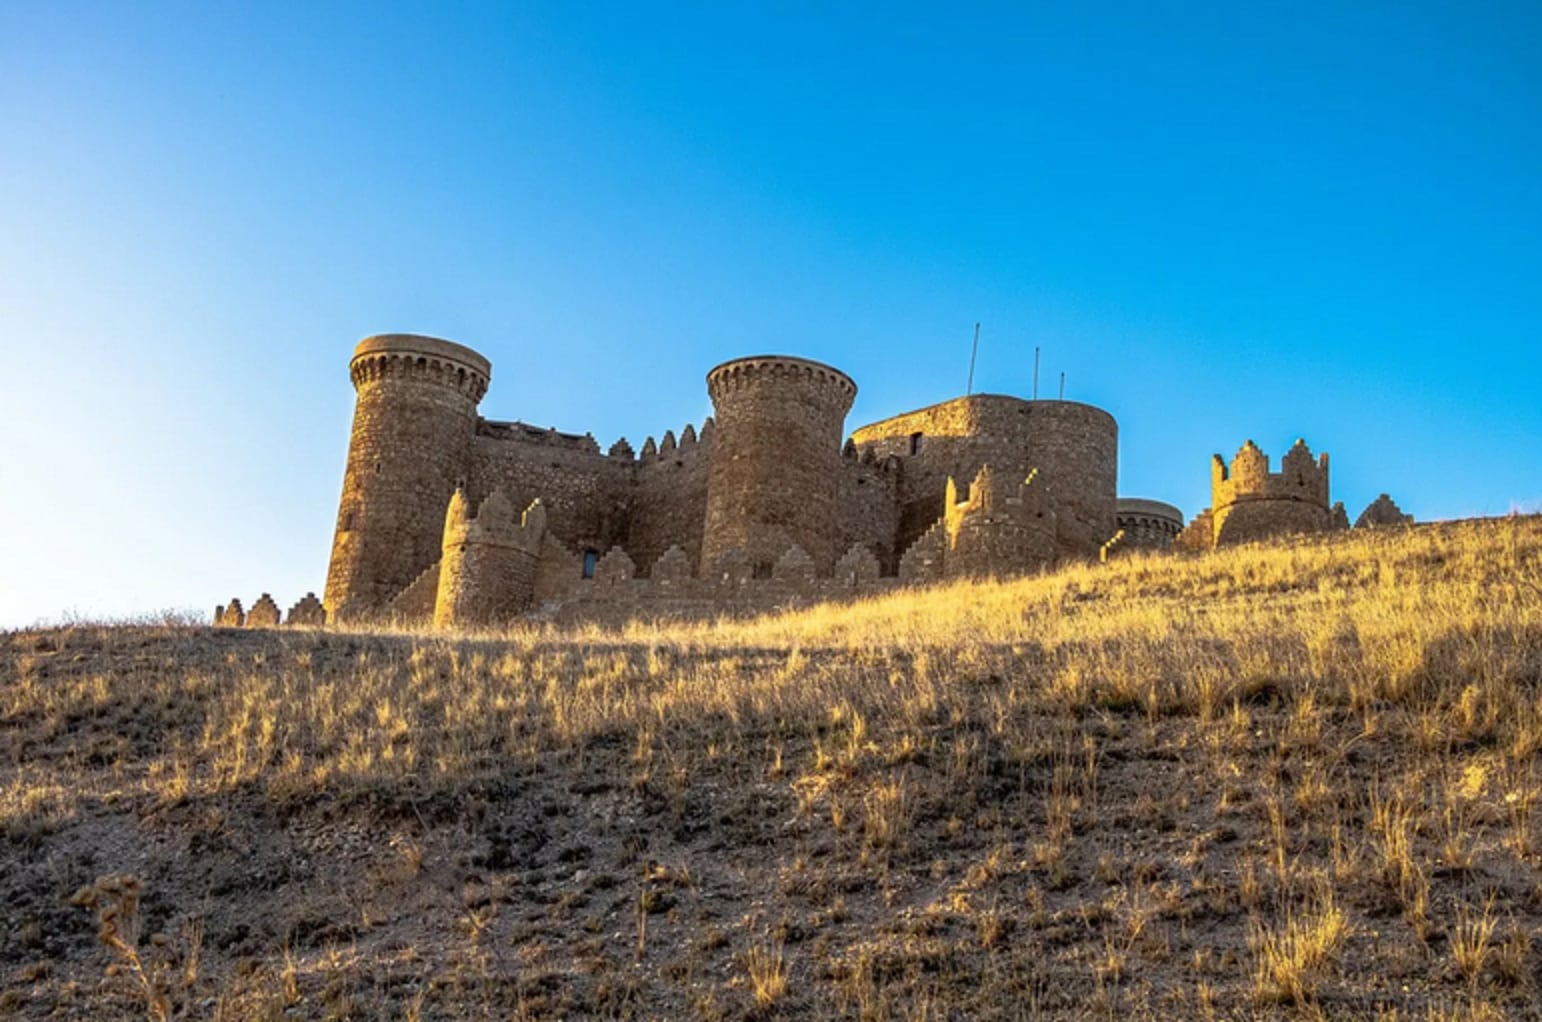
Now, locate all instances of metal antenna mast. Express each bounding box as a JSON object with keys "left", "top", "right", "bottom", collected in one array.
[
  {"left": 1058, "top": 371, "right": 1066, "bottom": 401},
  {"left": 966, "top": 322, "right": 980, "bottom": 395},
  {"left": 1033, "top": 346, "right": 1040, "bottom": 400}
]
